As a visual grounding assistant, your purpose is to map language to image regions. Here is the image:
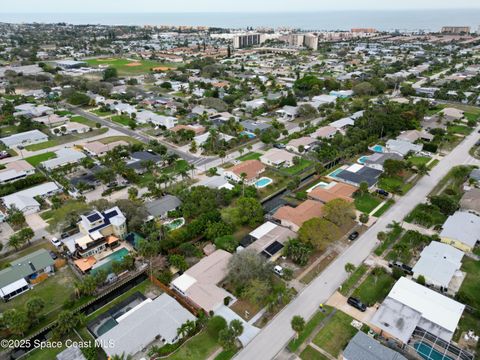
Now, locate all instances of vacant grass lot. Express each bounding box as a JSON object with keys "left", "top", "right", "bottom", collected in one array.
[
  {"left": 404, "top": 203, "right": 447, "bottom": 228},
  {"left": 70, "top": 115, "right": 97, "bottom": 128},
  {"left": 164, "top": 330, "right": 220, "bottom": 360},
  {"left": 313, "top": 311, "right": 357, "bottom": 357},
  {"left": 288, "top": 306, "right": 333, "bottom": 352},
  {"left": 457, "top": 258, "right": 480, "bottom": 311},
  {"left": 386, "top": 230, "right": 432, "bottom": 264},
  {"left": 85, "top": 58, "right": 180, "bottom": 76},
  {"left": 25, "top": 152, "right": 56, "bottom": 166},
  {"left": 352, "top": 268, "right": 395, "bottom": 306},
  {"left": 237, "top": 152, "right": 262, "bottom": 161},
  {"left": 111, "top": 115, "right": 133, "bottom": 126},
  {"left": 448, "top": 125, "right": 473, "bottom": 136},
  {"left": 98, "top": 136, "right": 142, "bottom": 145},
  {"left": 408, "top": 156, "right": 431, "bottom": 167},
  {"left": 24, "top": 128, "right": 108, "bottom": 151},
  {"left": 300, "top": 346, "right": 329, "bottom": 360},
  {"left": 378, "top": 176, "right": 413, "bottom": 195},
  {"left": 354, "top": 193, "right": 381, "bottom": 214}
]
